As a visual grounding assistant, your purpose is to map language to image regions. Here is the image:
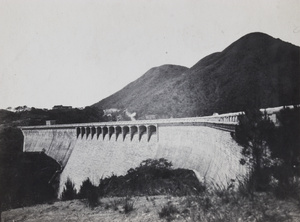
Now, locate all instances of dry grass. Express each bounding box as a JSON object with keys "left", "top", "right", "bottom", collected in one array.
[{"left": 2, "top": 192, "right": 300, "bottom": 222}]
